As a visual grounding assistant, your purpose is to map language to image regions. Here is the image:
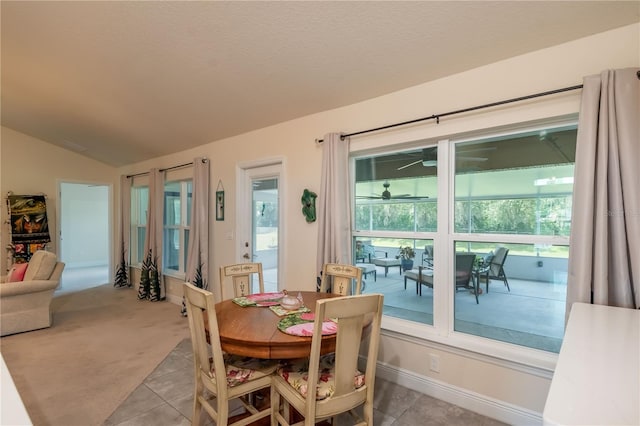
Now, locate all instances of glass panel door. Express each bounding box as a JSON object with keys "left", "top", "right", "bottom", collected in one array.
[{"left": 252, "top": 176, "right": 279, "bottom": 292}]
